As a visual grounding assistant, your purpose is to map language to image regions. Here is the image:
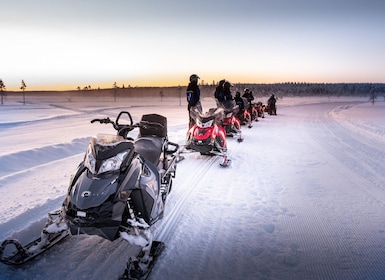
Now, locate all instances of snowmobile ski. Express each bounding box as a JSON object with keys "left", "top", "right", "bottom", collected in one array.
[
  {"left": 0, "top": 210, "right": 69, "bottom": 265},
  {"left": 0, "top": 230, "right": 69, "bottom": 265},
  {"left": 119, "top": 241, "right": 165, "bottom": 280},
  {"left": 220, "top": 158, "right": 231, "bottom": 167}
]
